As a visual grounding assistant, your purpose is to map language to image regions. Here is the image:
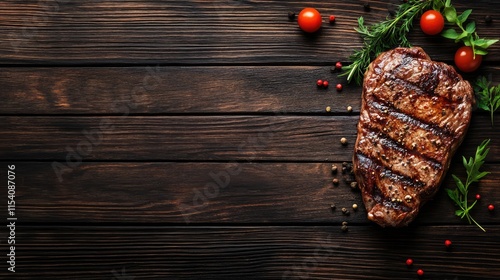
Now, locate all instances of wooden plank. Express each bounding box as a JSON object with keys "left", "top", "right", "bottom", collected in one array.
[
  {"left": 1, "top": 66, "right": 499, "bottom": 114},
  {"left": 1, "top": 0, "right": 498, "bottom": 64},
  {"left": 0, "top": 115, "right": 498, "bottom": 161},
  {"left": 10, "top": 225, "right": 500, "bottom": 279},
  {"left": 9, "top": 161, "right": 500, "bottom": 225}
]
